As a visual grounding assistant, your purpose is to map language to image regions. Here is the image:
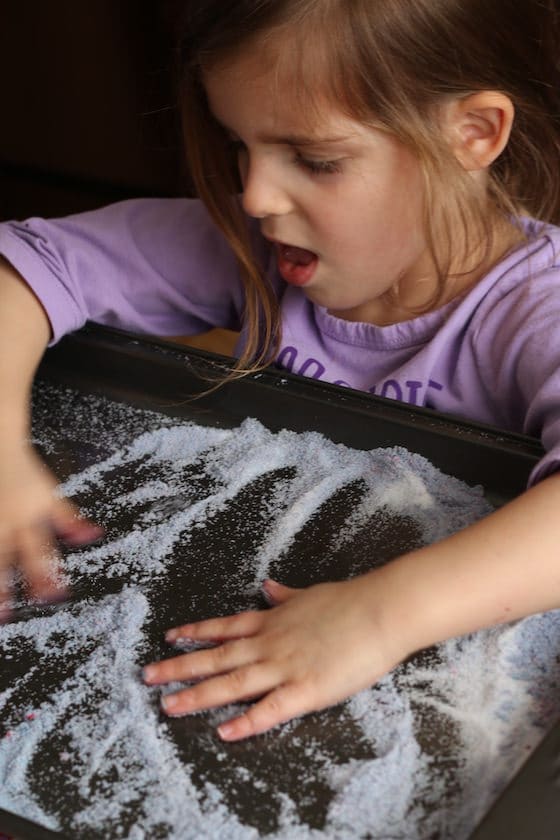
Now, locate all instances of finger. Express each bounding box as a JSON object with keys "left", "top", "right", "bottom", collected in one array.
[
  {"left": 144, "top": 636, "right": 258, "bottom": 685},
  {"left": 164, "top": 610, "right": 265, "bottom": 645},
  {"left": 57, "top": 521, "right": 105, "bottom": 547},
  {"left": 50, "top": 500, "right": 104, "bottom": 546},
  {"left": 160, "top": 663, "right": 279, "bottom": 717},
  {"left": 0, "top": 564, "right": 13, "bottom": 623},
  {"left": 217, "top": 683, "right": 316, "bottom": 741},
  {"left": 261, "top": 578, "right": 299, "bottom": 606},
  {"left": 16, "top": 525, "right": 66, "bottom": 602}
]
